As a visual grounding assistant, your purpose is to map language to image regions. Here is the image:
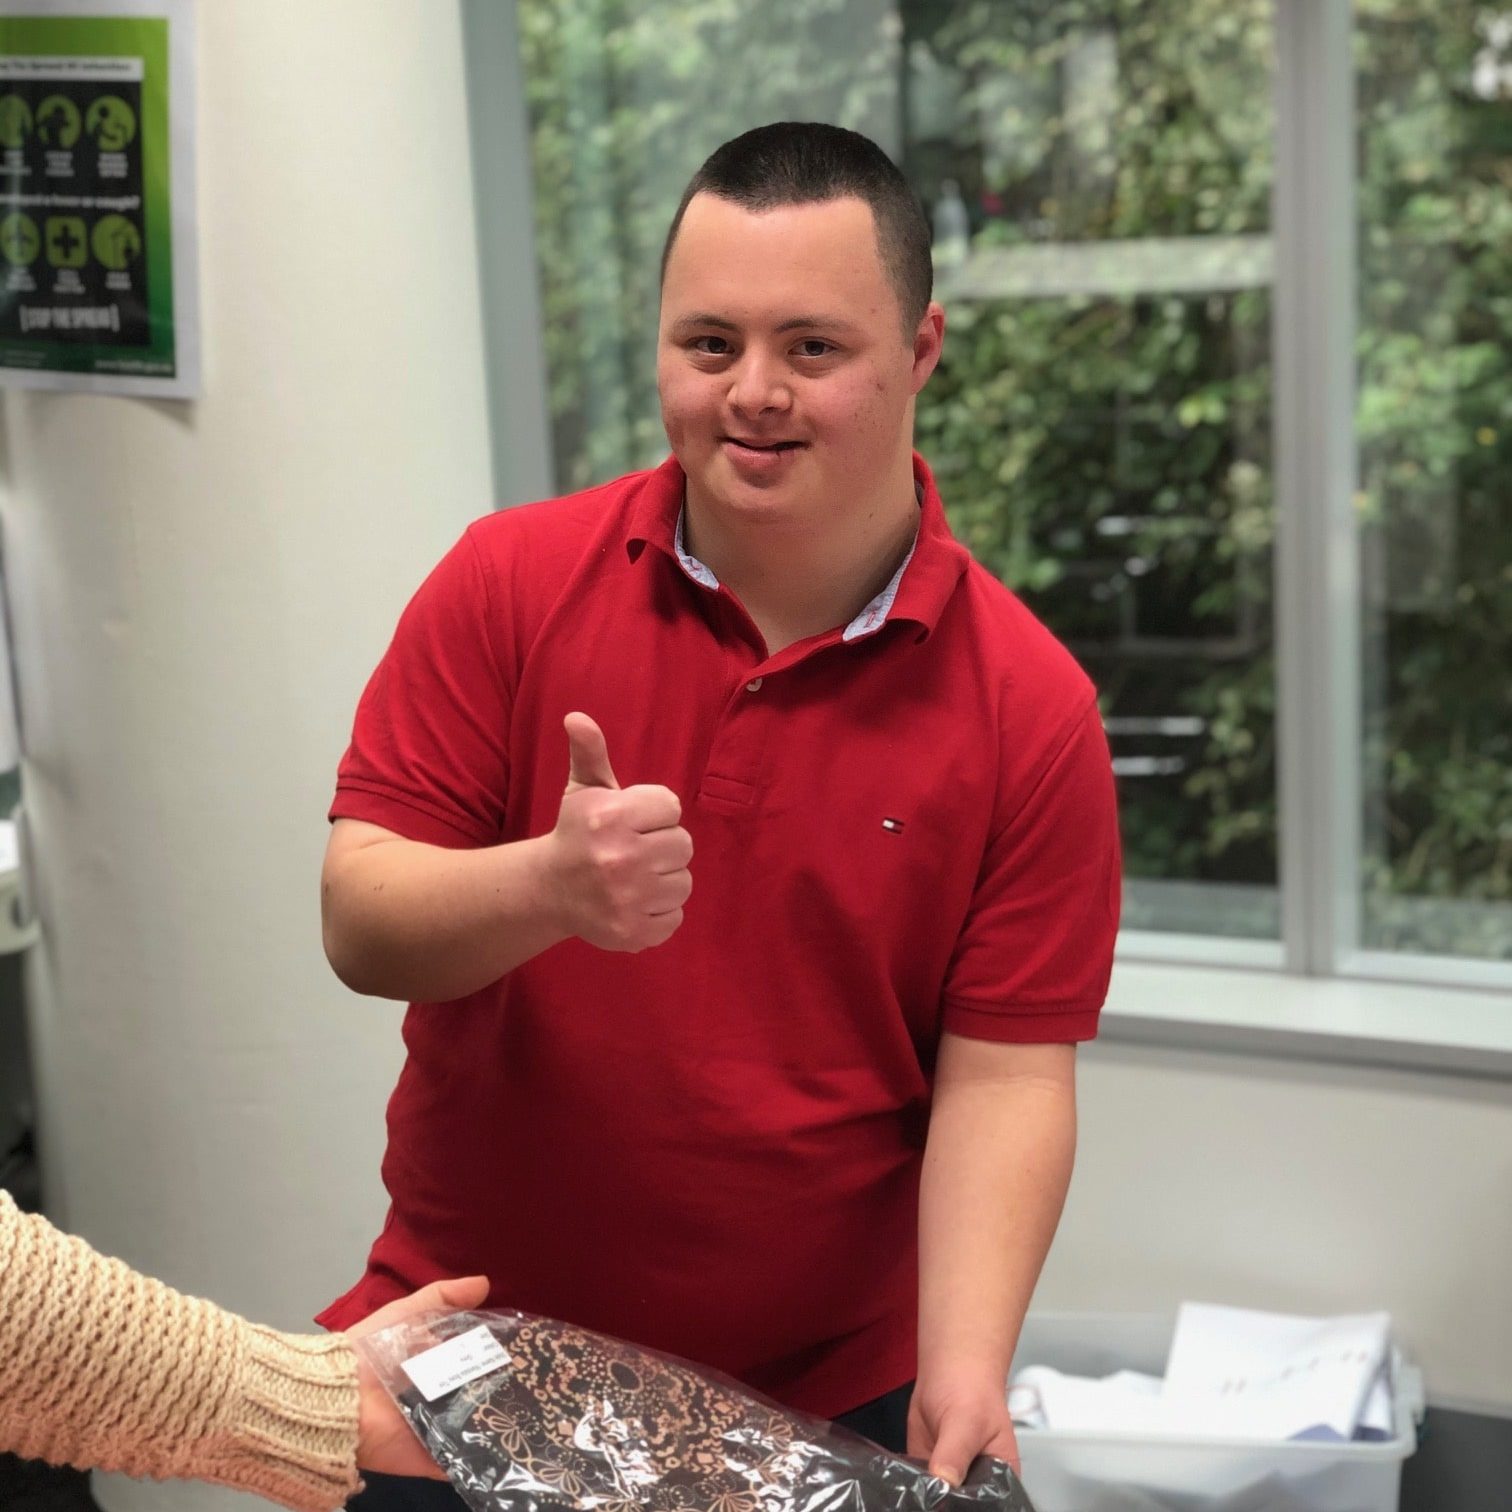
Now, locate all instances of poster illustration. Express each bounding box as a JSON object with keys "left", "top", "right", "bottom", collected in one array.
[{"left": 0, "top": 0, "right": 197, "bottom": 397}]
